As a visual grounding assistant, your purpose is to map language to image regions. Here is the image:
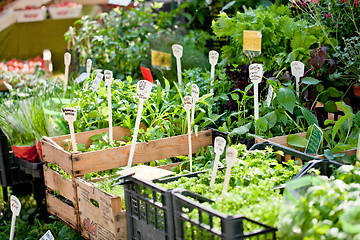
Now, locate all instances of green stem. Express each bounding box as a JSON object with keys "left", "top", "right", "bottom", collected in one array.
[{"left": 284, "top": 111, "right": 305, "bottom": 132}]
